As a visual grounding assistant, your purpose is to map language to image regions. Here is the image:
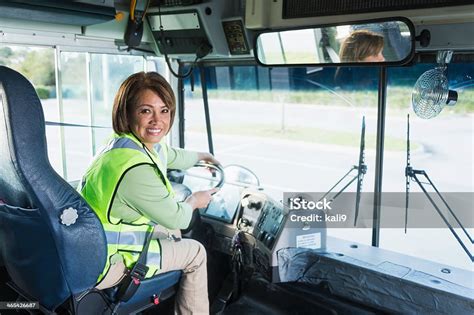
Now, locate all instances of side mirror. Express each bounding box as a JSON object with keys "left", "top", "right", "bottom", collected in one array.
[{"left": 255, "top": 18, "right": 415, "bottom": 66}]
